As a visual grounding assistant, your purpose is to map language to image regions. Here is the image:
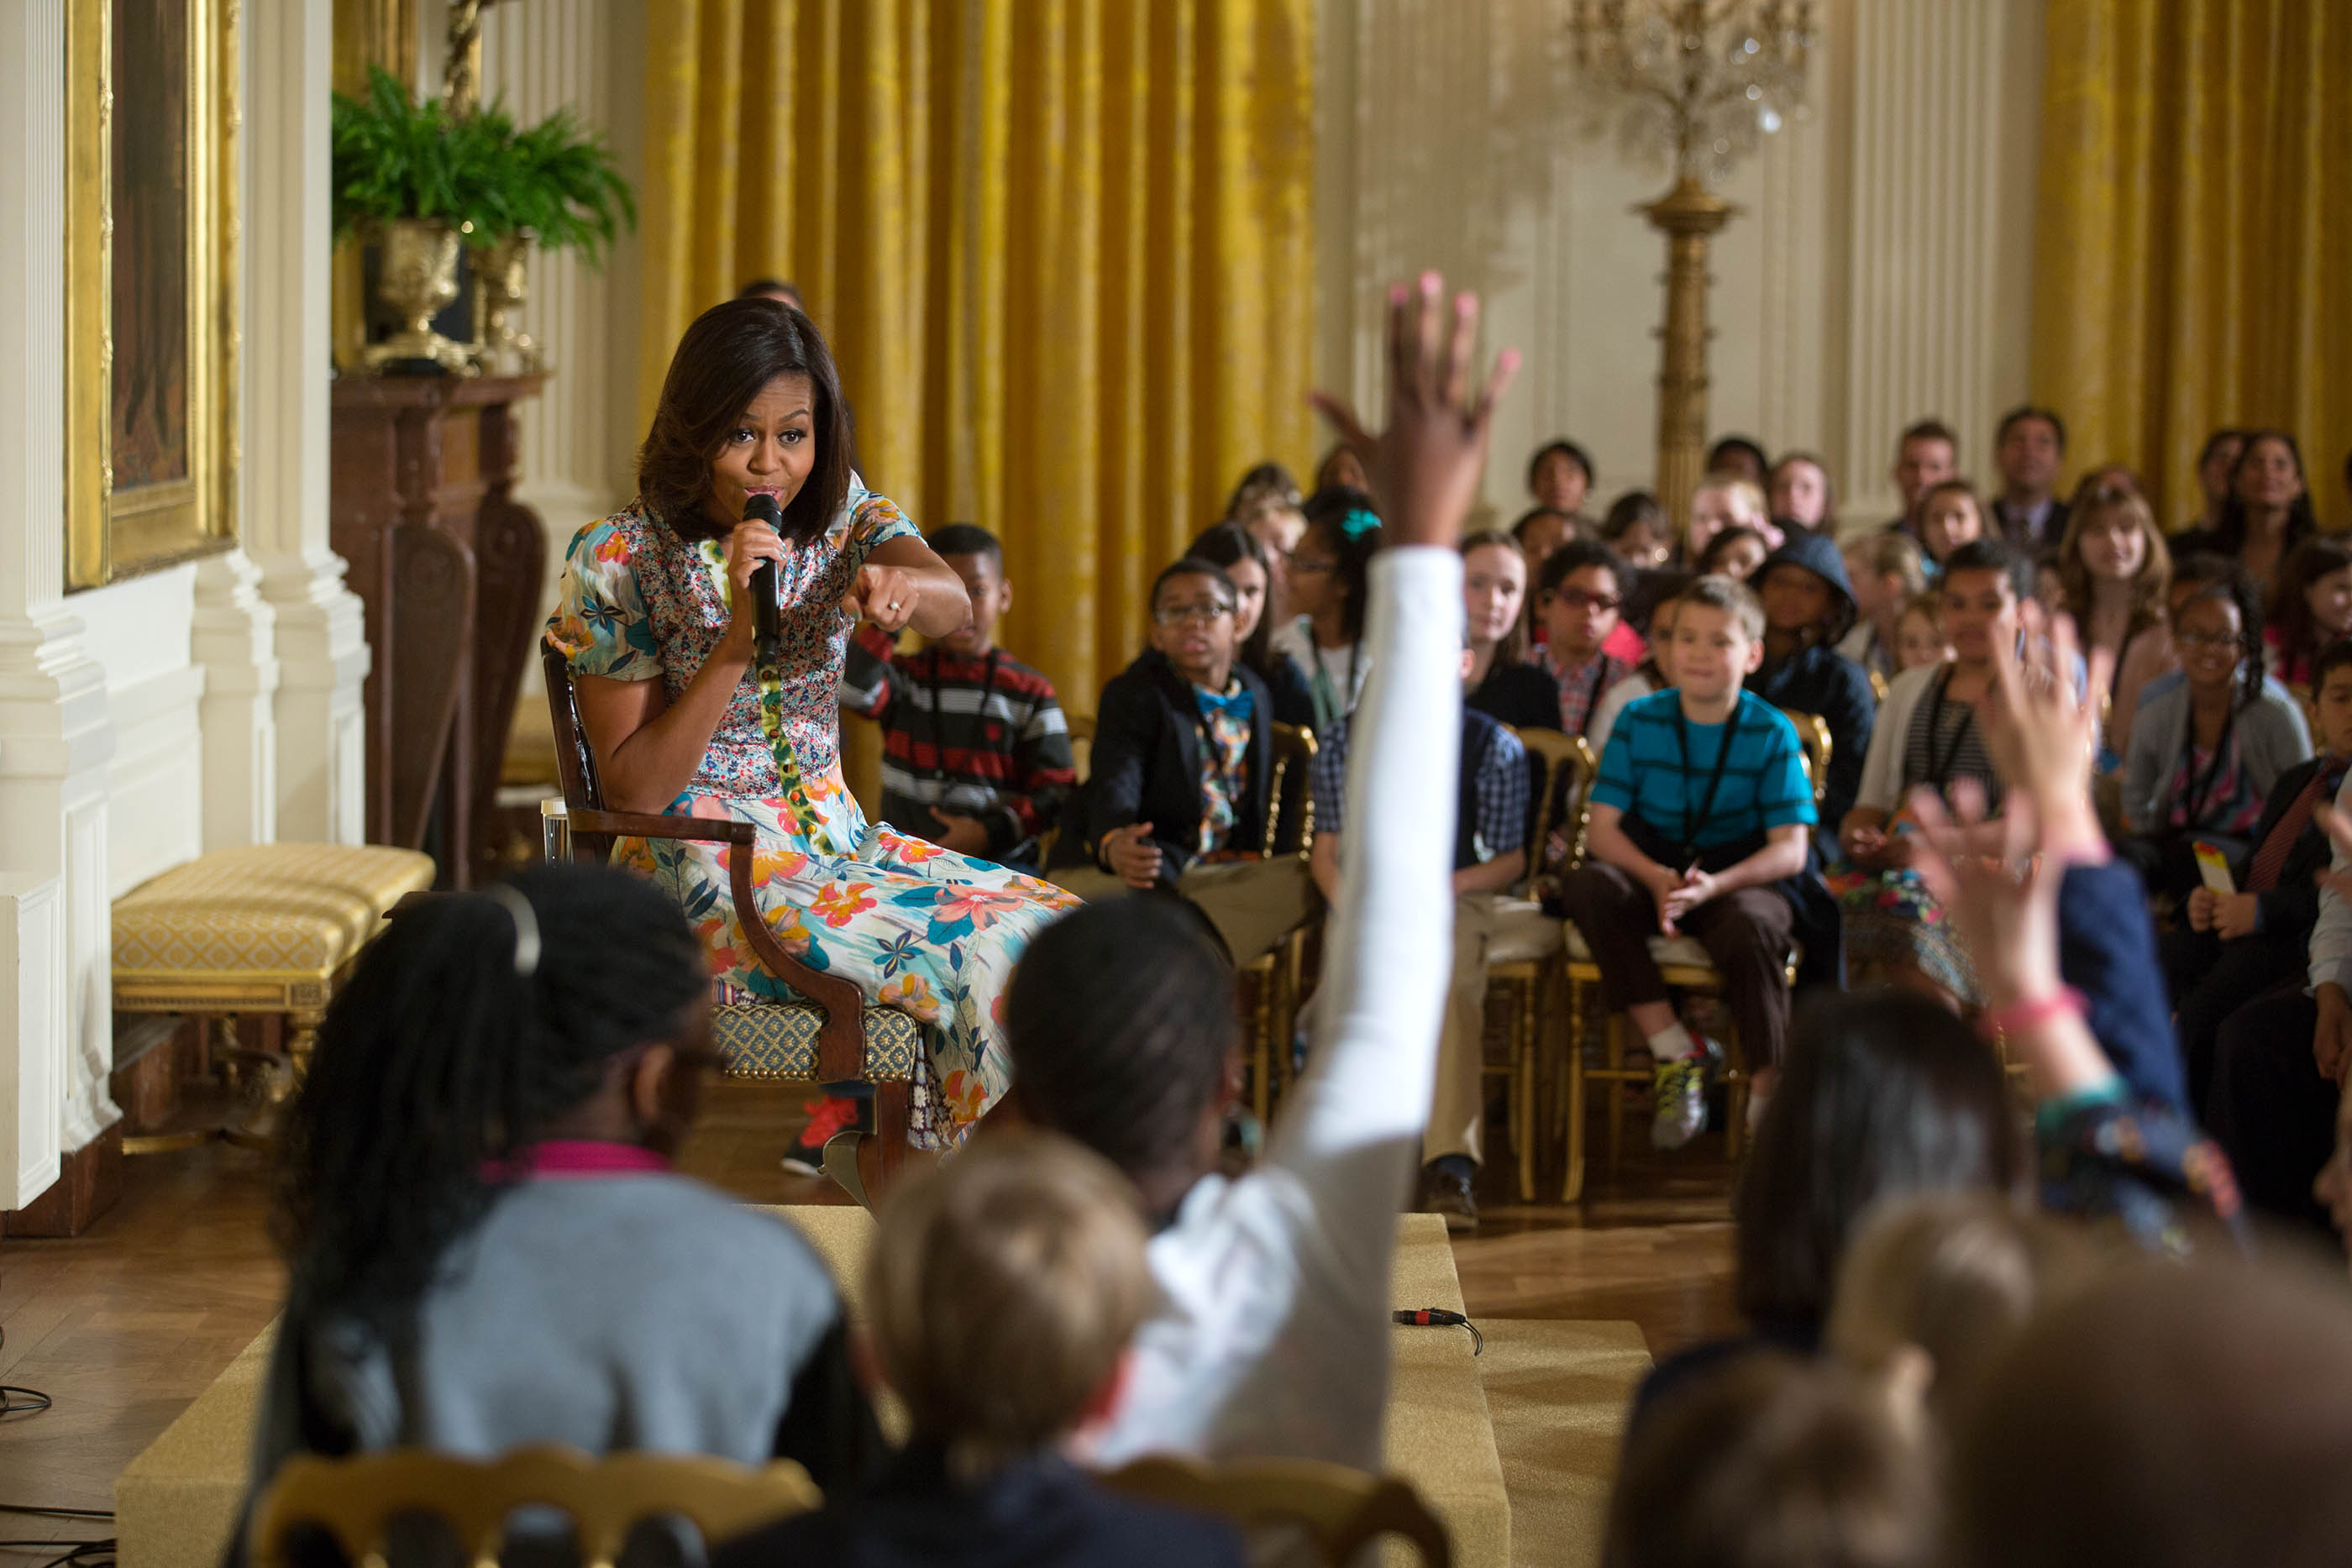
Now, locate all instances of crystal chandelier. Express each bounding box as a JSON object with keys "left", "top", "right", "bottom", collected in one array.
[
  {"left": 1568, "top": 1, "right": 1819, "bottom": 186},
  {"left": 1565, "top": 0, "right": 1818, "bottom": 532}
]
